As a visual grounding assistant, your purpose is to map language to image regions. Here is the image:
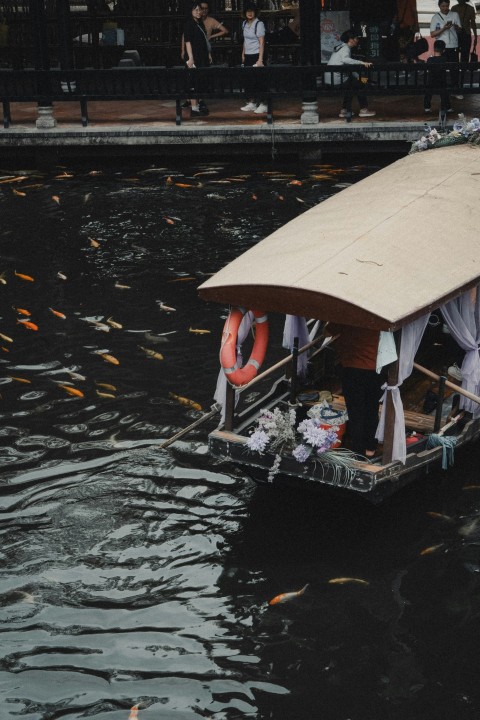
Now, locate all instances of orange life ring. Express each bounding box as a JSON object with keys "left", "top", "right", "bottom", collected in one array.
[{"left": 220, "top": 308, "right": 269, "bottom": 387}]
